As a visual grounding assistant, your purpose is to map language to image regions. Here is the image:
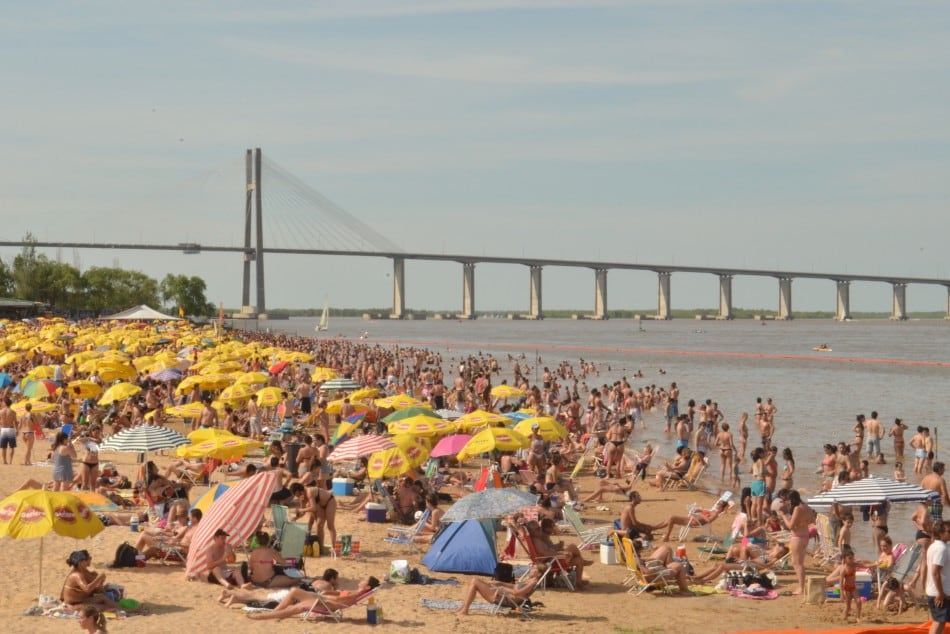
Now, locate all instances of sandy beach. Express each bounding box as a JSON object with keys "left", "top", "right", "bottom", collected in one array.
[{"left": 0, "top": 413, "right": 930, "bottom": 634}]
